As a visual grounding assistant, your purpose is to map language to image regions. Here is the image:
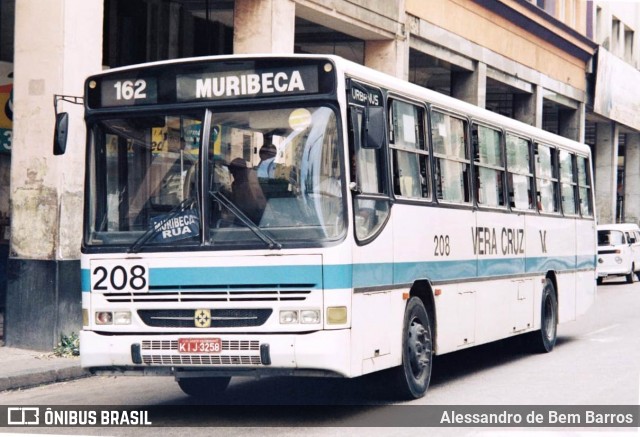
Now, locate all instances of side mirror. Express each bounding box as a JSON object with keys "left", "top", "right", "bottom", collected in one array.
[
  {"left": 363, "top": 106, "right": 384, "bottom": 150},
  {"left": 53, "top": 112, "right": 69, "bottom": 155}
]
